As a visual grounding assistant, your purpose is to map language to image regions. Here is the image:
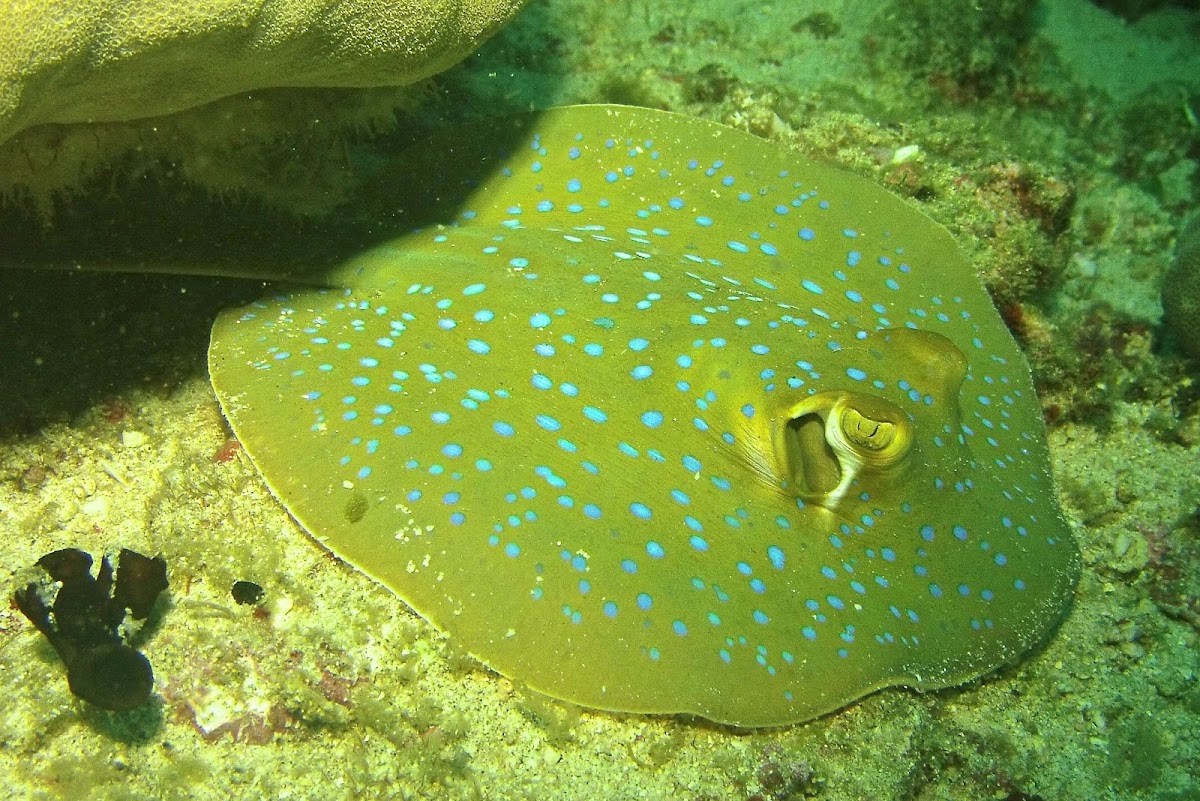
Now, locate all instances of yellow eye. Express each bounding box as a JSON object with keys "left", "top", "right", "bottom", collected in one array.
[
  {"left": 840, "top": 407, "right": 897, "bottom": 452},
  {"left": 828, "top": 395, "right": 913, "bottom": 470}
]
